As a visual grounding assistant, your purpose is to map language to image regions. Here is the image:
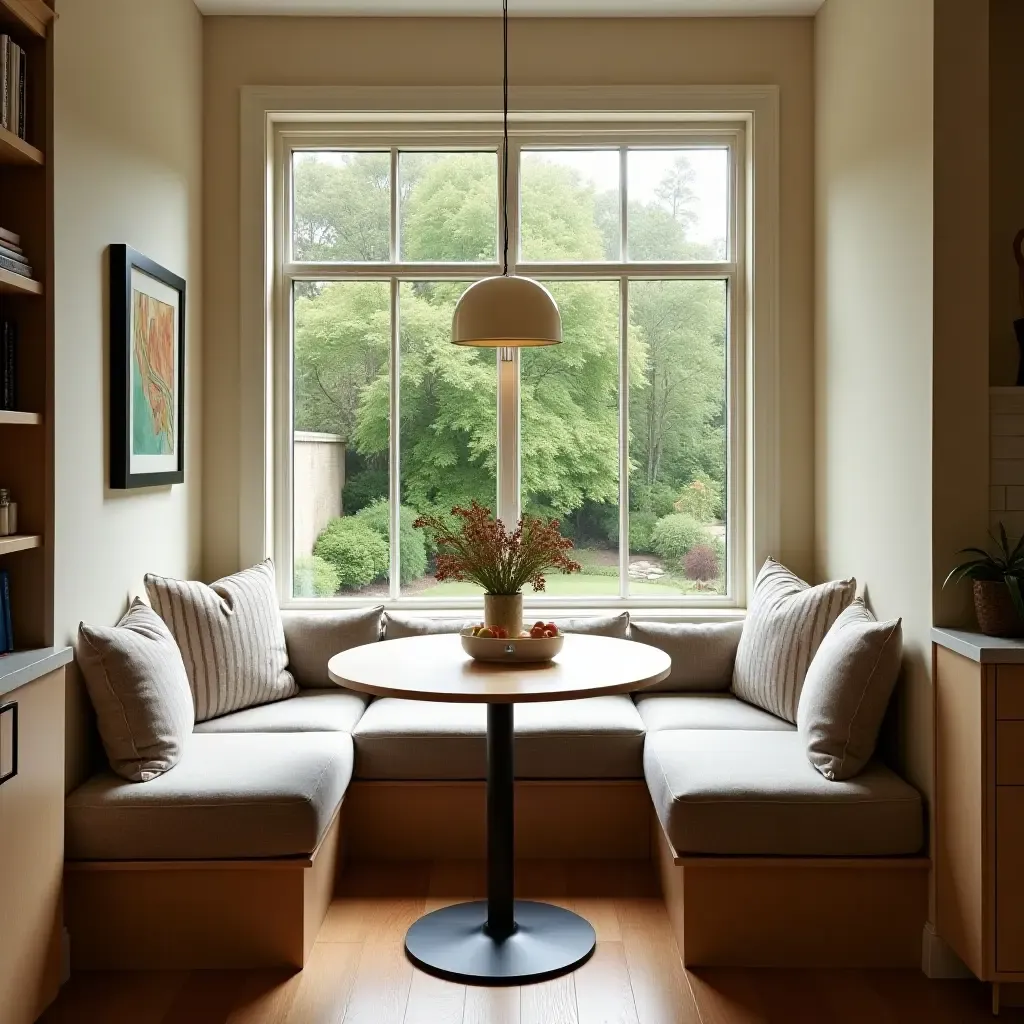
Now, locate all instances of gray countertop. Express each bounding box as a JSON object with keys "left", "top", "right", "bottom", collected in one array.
[
  {"left": 932, "top": 628, "right": 1024, "bottom": 664},
  {"left": 0, "top": 647, "right": 73, "bottom": 699}
]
